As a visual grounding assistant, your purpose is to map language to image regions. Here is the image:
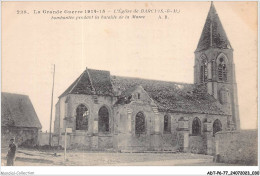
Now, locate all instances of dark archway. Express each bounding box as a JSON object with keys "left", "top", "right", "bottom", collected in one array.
[
  {"left": 213, "top": 119, "right": 222, "bottom": 136},
  {"left": 76, "top": 104, "right": 89, "bottom": 130},
  {"left": 98, "top": 106, "right": 109, "bottom": 132},
  {"left": 135, "top": 112, "right": 145, "bottom": 134},
  {"left": 164, "top": 115, "right": 171, "bottom": 133},
  {"left": 192, "top": 117, "right": 201, "bottom": 135}
]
